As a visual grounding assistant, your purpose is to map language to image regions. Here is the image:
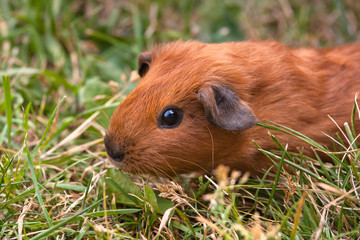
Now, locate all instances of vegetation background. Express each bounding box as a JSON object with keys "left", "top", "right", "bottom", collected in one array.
[{"left": 1, "top": 0, "right": 360, "bottom": 239}]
